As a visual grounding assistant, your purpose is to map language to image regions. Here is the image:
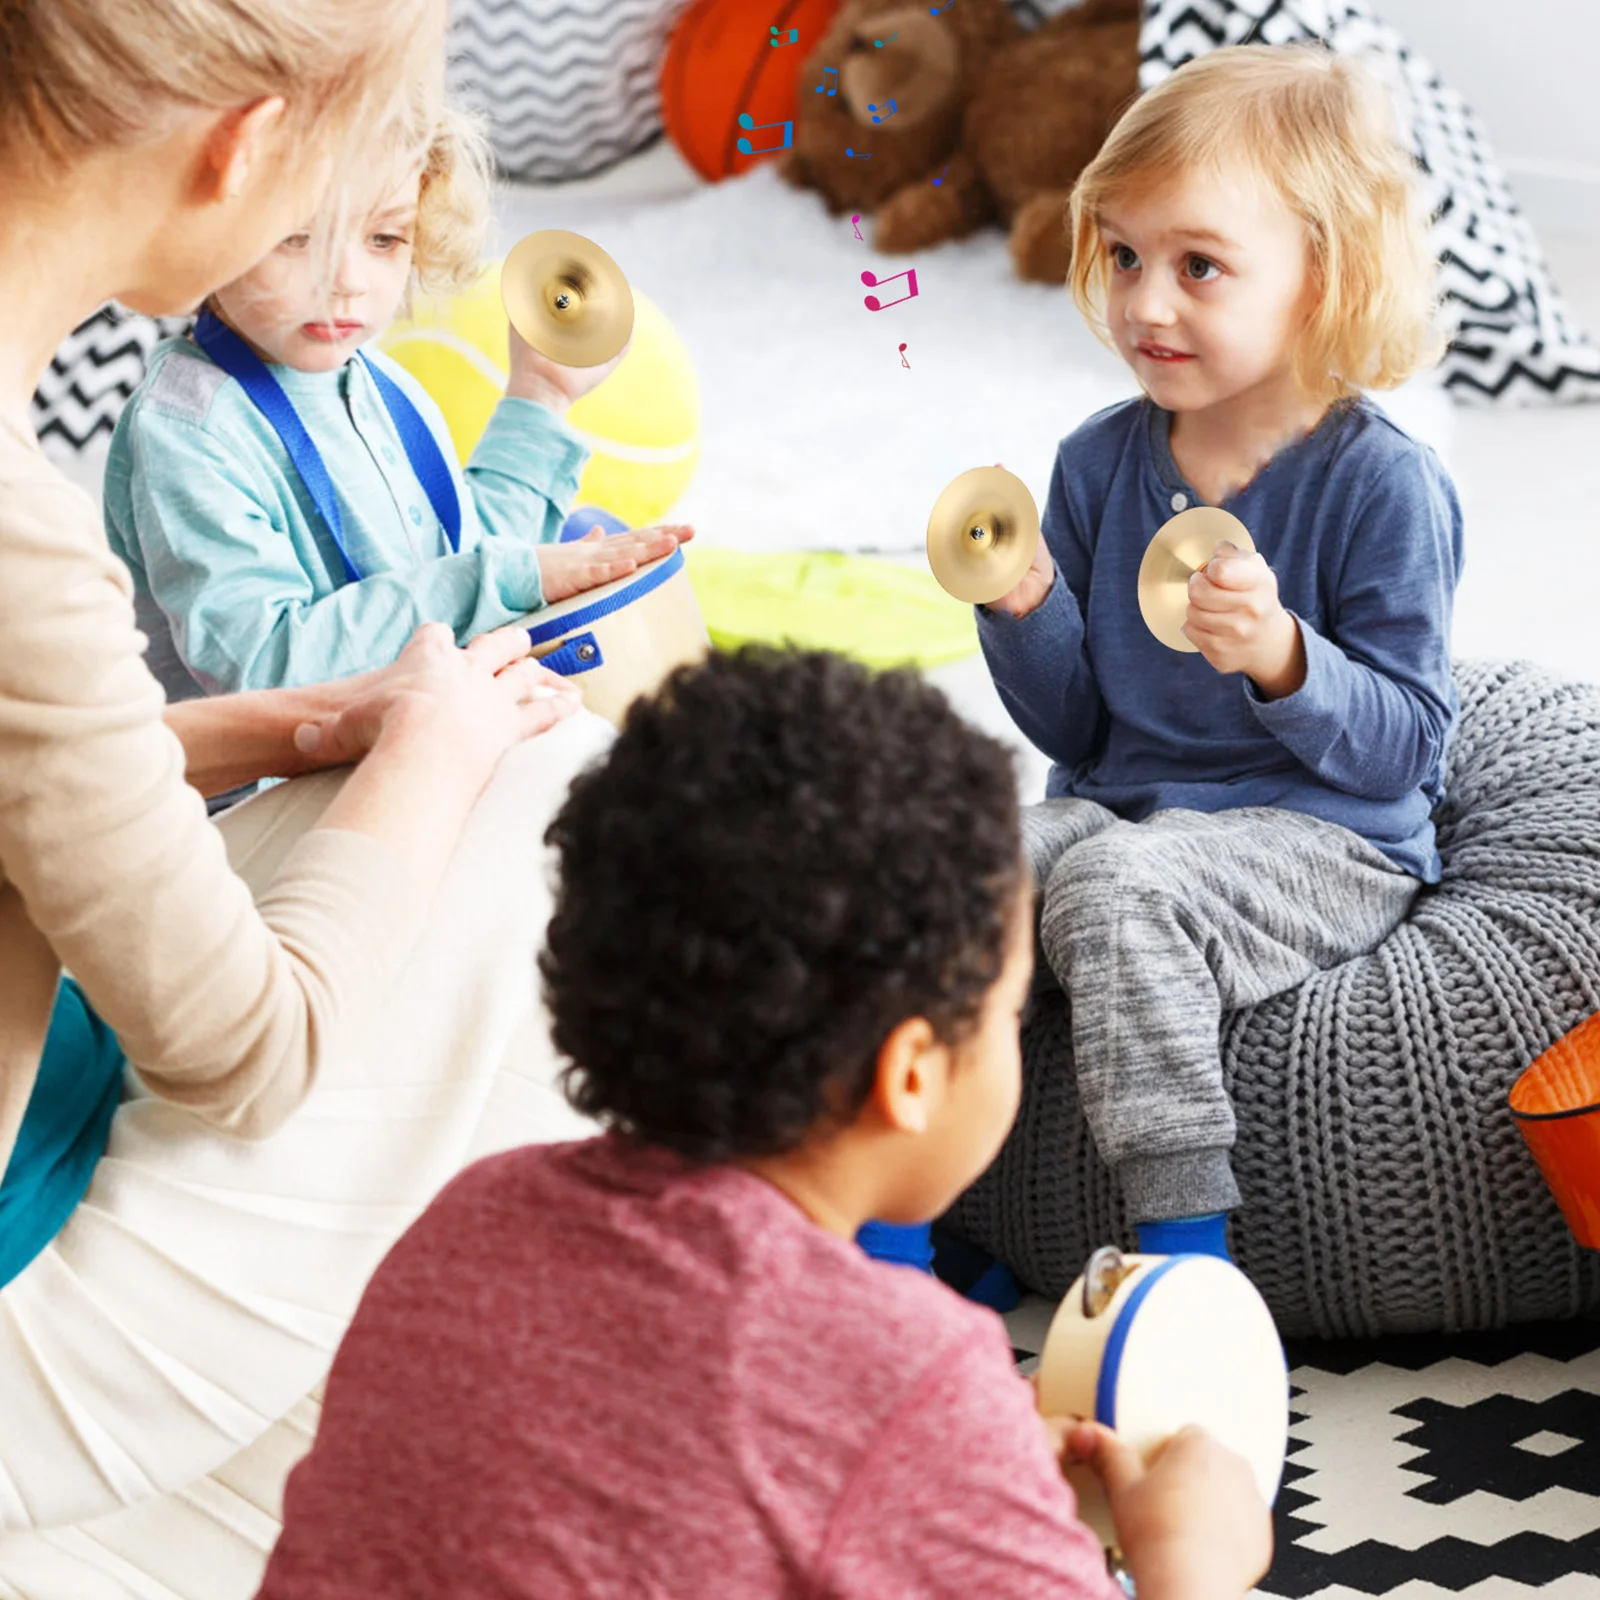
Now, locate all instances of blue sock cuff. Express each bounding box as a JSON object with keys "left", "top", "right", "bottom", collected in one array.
[
  {"left": 857, "top": 1219, "right": 936, "bottom": 1272},
  {"left": 1135, "top": 1212, "right": 1231, "bottom": 1262}
]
